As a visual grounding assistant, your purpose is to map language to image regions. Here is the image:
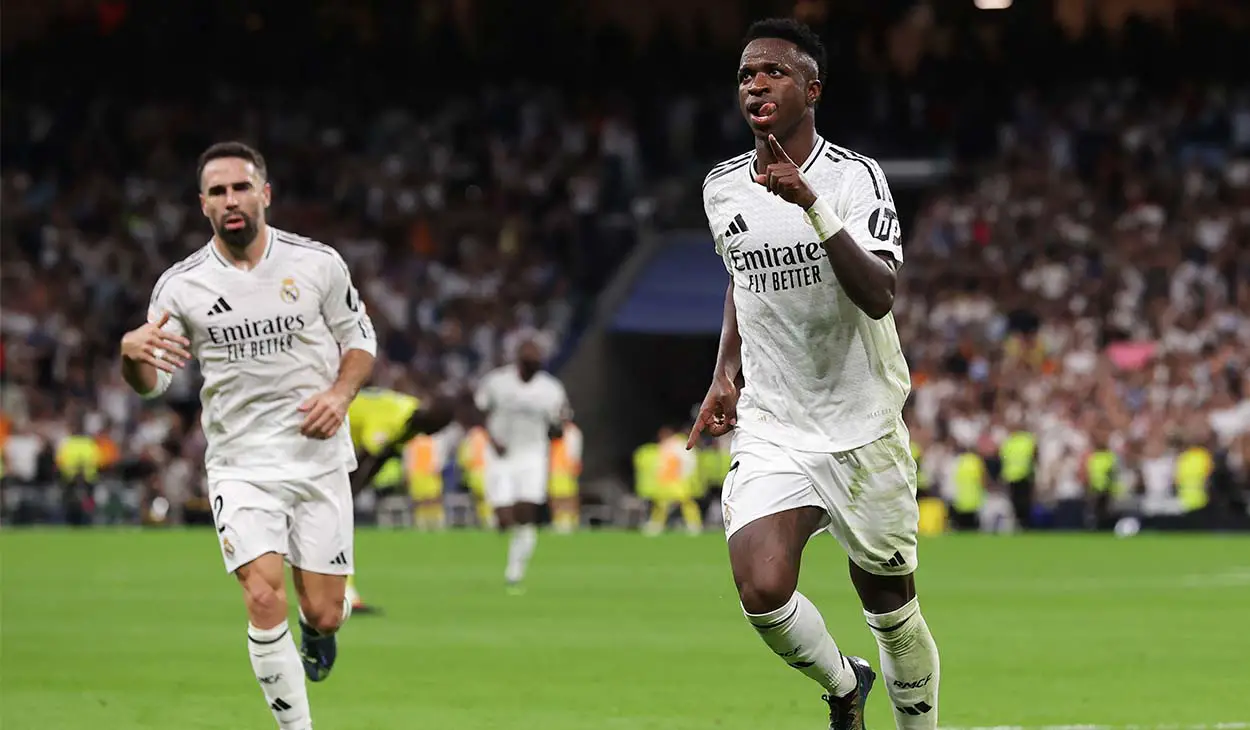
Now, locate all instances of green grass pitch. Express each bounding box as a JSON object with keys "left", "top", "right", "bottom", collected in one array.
[{"left": 2, "top": 529, "right": 1248, "bottom": 729}]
